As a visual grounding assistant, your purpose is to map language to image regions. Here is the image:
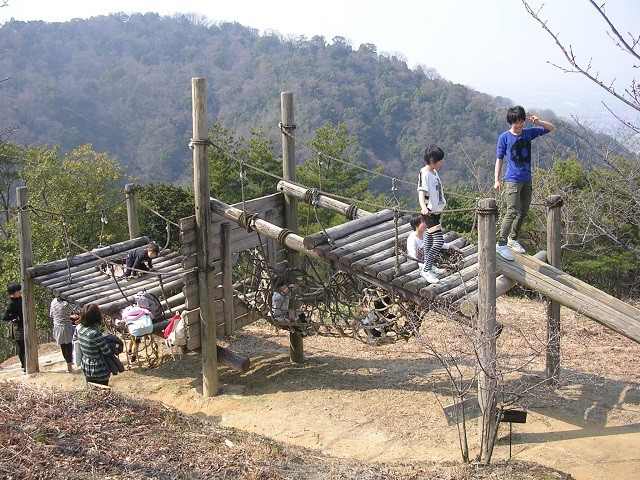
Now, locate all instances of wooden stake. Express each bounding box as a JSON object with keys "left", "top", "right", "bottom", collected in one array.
[
  {"left": 281, "top": 91, "right": 304, "bottom": 364},
  {"left": 17, "top": 187, "right": 38, "bottom": 374},
  {"left": 192, "top": 77, "right": 218, "bottom": 396},
  {"left": 124, "top": 183, "right": 140, "bottom": 240},
  {"left": 476, "top": 197, "right": 498, "bottom": 463},
  {"left": 546, "top": 195, "right": 563, "bottom": 383}
]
